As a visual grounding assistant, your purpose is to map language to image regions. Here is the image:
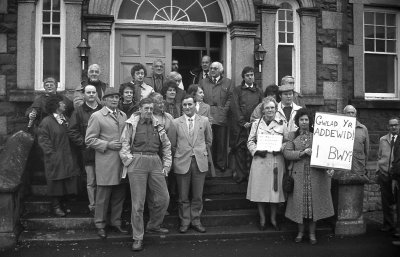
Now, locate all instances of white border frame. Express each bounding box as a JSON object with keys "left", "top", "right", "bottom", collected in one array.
[
  {"left": 364, "top": 7, "right": 399, "bottom": 100},
  {"left": 275, "top": 0, "right": 300, "bottom": 91},
  {"left": 110, "top": 0, "right": 232, "bottom": 81},
  {"left": 34, "top": 0, "right": 66, "bottom": 91}
]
